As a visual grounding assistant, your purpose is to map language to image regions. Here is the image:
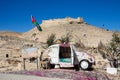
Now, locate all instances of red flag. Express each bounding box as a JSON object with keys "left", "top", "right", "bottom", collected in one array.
[
  {"left": 31, "top": 15, "right": 42, "bottom": 31},
  {"left": 31, "top": 16, "right": 36, "bottom": 23}
]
